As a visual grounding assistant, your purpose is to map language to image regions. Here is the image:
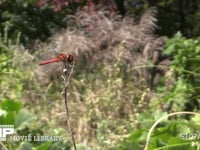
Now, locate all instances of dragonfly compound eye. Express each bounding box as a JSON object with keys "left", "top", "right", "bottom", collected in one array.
[{"left": 68, "top": 55, "right": 74, "bottom": 63}]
